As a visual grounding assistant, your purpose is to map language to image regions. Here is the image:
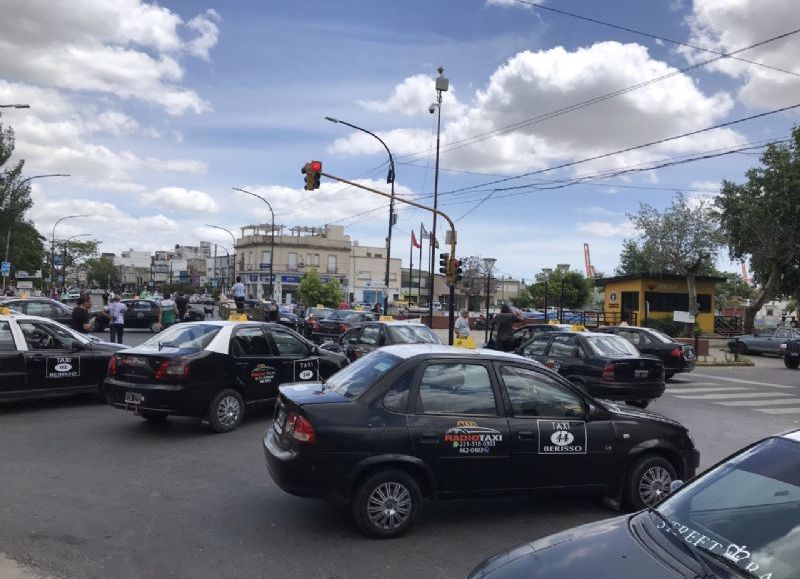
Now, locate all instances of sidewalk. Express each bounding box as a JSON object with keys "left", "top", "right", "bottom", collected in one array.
[{"left": 0, "top": 554, "right": 58, "bottom": 579}]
